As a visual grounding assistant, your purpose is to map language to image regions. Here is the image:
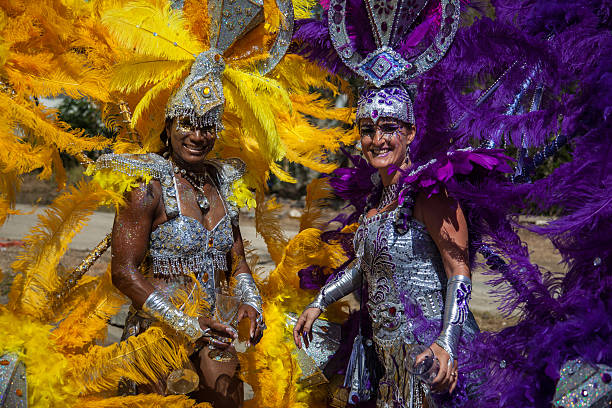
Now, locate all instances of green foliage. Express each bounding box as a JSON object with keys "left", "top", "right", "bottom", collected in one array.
[
  {"left": 57, "top": 97, "right": 114, "bottom": 140},
  {"left": 56, "top": 97, "right": 114, "bottom": 167}
]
